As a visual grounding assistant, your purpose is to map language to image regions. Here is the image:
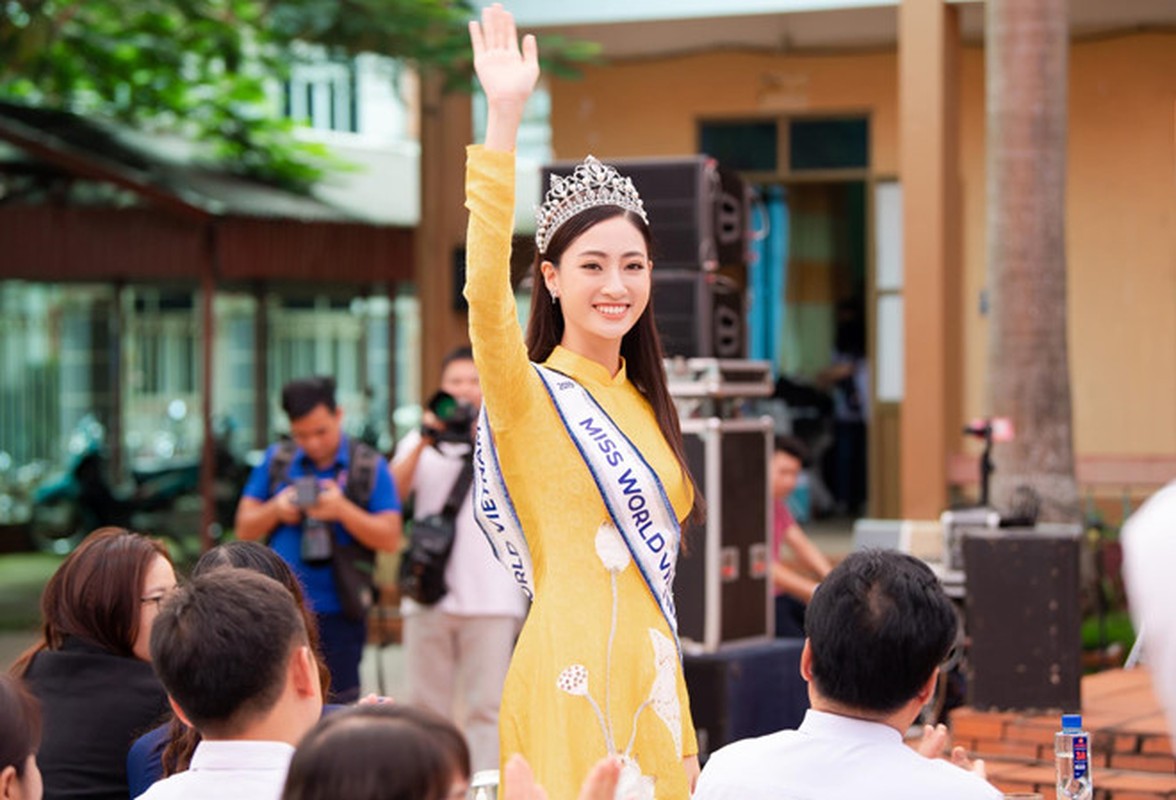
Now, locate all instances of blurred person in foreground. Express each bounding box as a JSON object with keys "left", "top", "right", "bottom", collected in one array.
[
  {"left": 0, "top": 673, "right": 43, "bottom": 800},
  {"left": 280, "top": 703, "right": 623, "bottom": 800},
  {"left": 770, "top": 435, "right": 833, "bottom": 638},
  {"left": 694, "top": 549, "right": 1001, "bottom": 800},
  {"left": 11, "top": 528, "right": 174, "bottom": 800},
  {"left": 280, "top": 705, "right": 469, "bottom": 800},
  {"left": 391, "top": 346, "right": 527, "bottom": 772},
  {"left": 236, "top": 375, "right": 402, "bottom": 702},
  {"left": 1122, "top": 481, "right": 1176, "bottom": 748},
  {"left": 136, "top": 569, "right": 323, "bottom": 800}
]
